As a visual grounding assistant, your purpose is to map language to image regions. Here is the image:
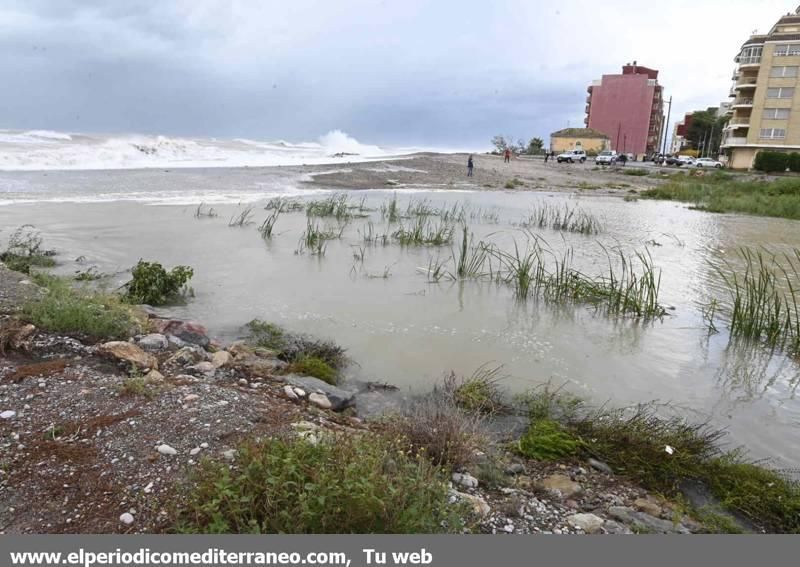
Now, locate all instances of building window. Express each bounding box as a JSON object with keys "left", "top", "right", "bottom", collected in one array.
[
  {"left": 767, "top": 87, "right": 795, "bottom": 98},
  {"left": 774, "top": 44, "right": 800, "bottom": 56},
  {"left": 770, "top": 66, "right": 799, "bottom": 77},
  {"left": 760, "top": 128, "right": 787, "bottom": 139},
  {"left": 764, "top": 108, "right": 791, "bottom": 119}
]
